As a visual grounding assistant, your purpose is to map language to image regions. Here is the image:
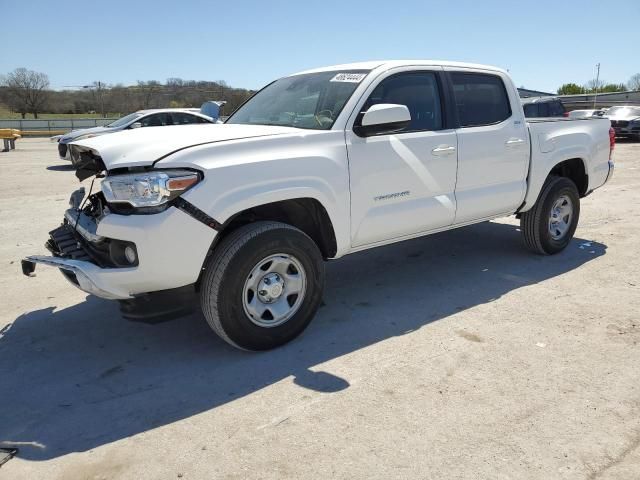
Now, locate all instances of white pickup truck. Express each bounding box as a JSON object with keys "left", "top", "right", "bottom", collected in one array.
[{"left": 23, "top": 61, "right": 615, "bottom": 350}]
